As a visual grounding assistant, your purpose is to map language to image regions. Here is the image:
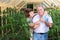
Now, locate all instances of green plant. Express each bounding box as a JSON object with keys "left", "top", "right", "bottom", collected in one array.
[
  {"left": 0, "top": 8, "right": 30, "bottom": 40},
  {"left": 46, "top": 8, "right": 60, "bottom": 40}
]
